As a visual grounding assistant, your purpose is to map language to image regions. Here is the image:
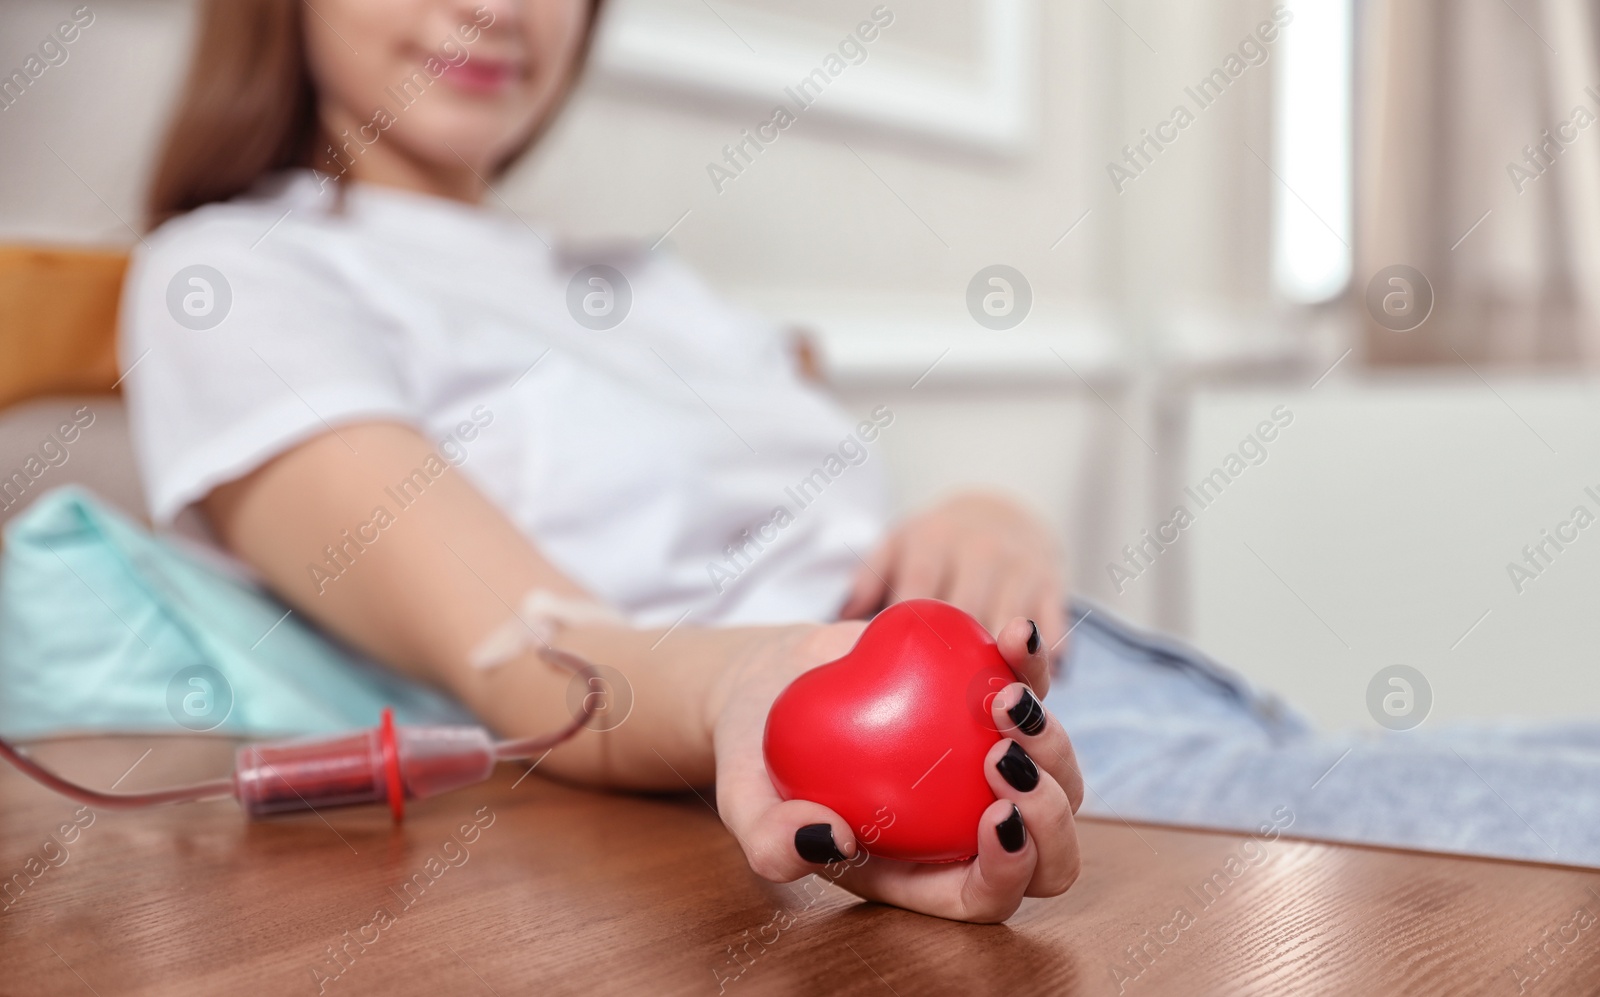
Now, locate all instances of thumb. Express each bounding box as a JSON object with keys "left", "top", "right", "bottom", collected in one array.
[{"left": 740, "top": 799, "right": 862, "bottom": 884}]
